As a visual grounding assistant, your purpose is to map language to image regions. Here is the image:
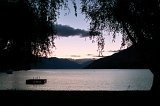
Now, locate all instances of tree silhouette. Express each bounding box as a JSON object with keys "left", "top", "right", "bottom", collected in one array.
[
  {"left": 0, "top": 0, "right": 78, "bottom": 70},
  {"left": 81, "top": 0, "right": 160, "bottom": 44},
  {"left": 0, "top": 0, "right": 59, "bottom": 70},
  {"left": 81, "top": 0, "right": 160, "bottom": 91}
]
